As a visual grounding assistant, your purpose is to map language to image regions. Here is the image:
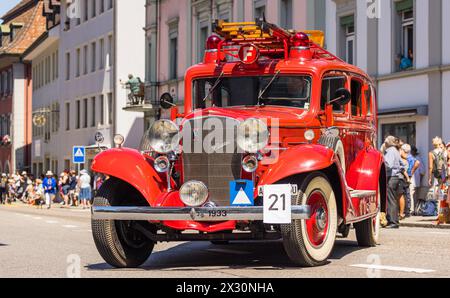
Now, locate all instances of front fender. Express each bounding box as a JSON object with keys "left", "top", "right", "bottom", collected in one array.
[
  {"left": 259, "top": 144, "right": 335, "bottom": 186},
  {"left": 91, "top": 148, "right": 165, "bottom": 206}
]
